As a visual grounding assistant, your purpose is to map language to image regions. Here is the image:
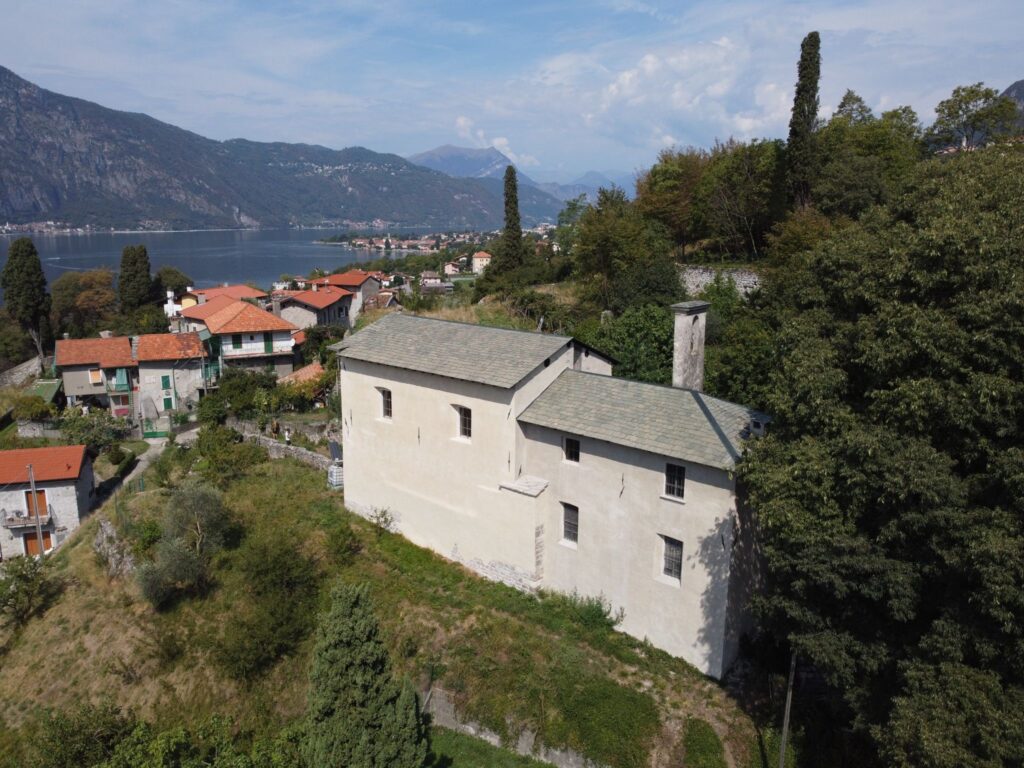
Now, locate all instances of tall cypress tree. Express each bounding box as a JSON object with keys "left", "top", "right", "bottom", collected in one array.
[
  {"left": 303, "top": 583, "right": 427, "bottom": 768},
  {"left": 1, "top": 237, "right": 50, "bottom": 365},
  {"left": 495, "top": 164, "right": 524, "bottom": 272},
  {"left": 118, "top": 244, "right": 153, "bottom": 312},
  {"left": 786, "top": 31, "right": 821, "bottom": 208}
]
